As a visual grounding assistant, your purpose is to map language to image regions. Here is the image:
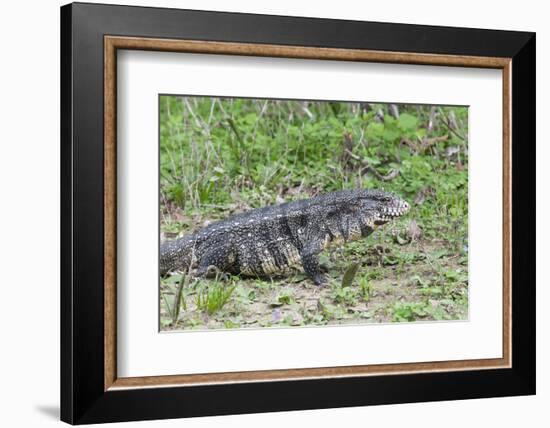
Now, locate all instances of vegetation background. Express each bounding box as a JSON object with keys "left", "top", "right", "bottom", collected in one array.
[{"left": 159, "top": 96, "right": 469, "bottom": 330}]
